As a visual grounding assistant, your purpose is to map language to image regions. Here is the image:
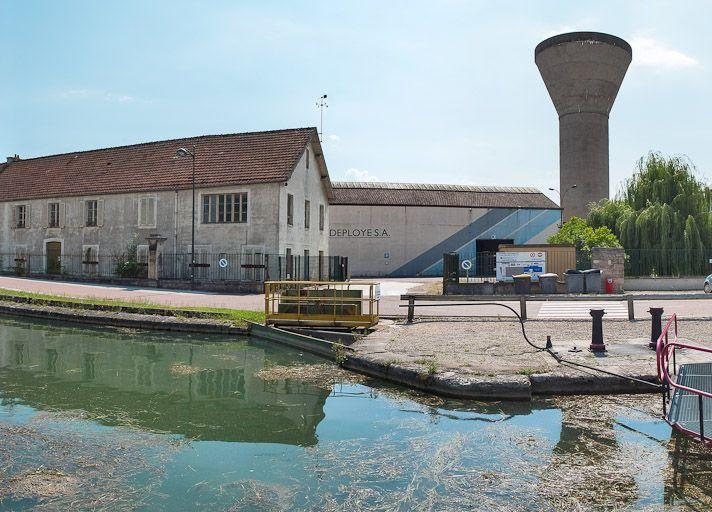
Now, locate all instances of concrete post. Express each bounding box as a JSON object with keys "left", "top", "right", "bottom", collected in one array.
[
  {"left": 146, "top": 234, "right": 167, "bottom": 281},
  {"left": 407, "top": 296, "right": 415, "bottom": 323},
  {"left": 589, "top": 308, "right": 606, "bottom": 352}
]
